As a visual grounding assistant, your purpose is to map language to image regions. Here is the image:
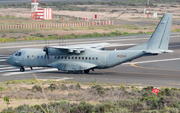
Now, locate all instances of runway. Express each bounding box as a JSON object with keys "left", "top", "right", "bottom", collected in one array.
[{"left": 0, "top": 33, "right": 180, "bottom": 87}]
